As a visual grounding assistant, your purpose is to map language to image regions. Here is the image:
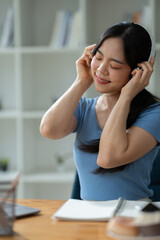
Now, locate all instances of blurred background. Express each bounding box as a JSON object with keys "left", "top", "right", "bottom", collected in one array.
[{"left": 0, "top": 0, "right": 159, "bottom": 200}]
